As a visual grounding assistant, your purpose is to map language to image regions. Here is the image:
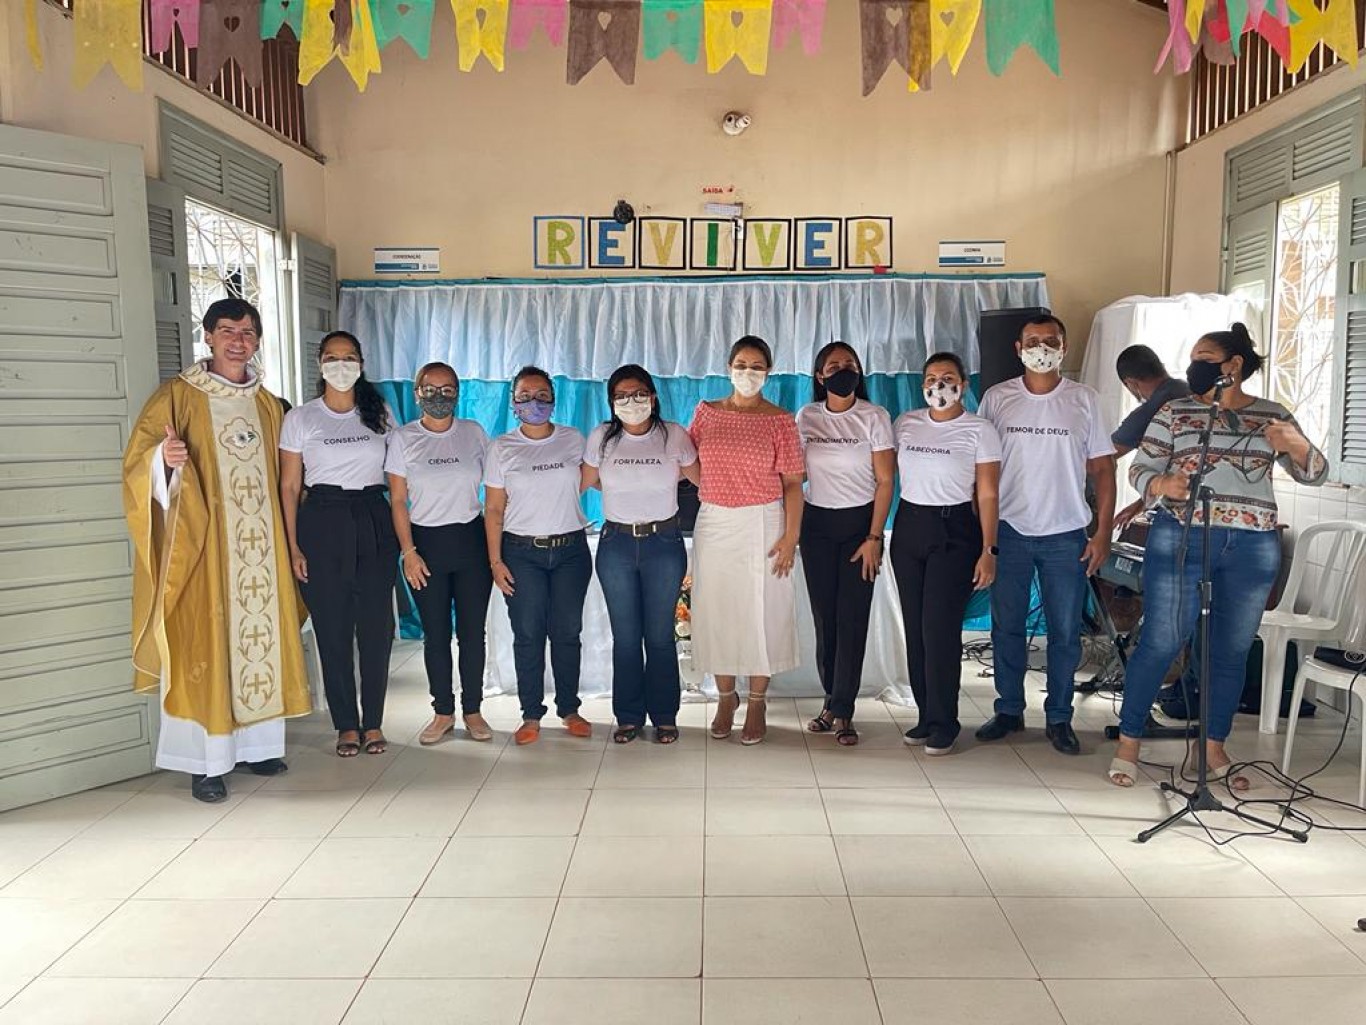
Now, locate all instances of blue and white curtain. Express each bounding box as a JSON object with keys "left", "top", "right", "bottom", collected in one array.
[{"left": 339, "top": 273, "right": 1051, "bottom": 632}]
